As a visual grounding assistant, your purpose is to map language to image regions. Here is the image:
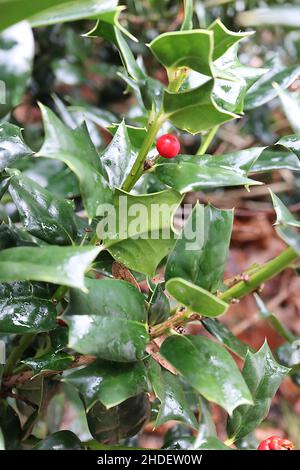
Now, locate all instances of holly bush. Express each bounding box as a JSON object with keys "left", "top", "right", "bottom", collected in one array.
[{"left": 0, "top": 0, "right": 300, "bottom": 451}]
